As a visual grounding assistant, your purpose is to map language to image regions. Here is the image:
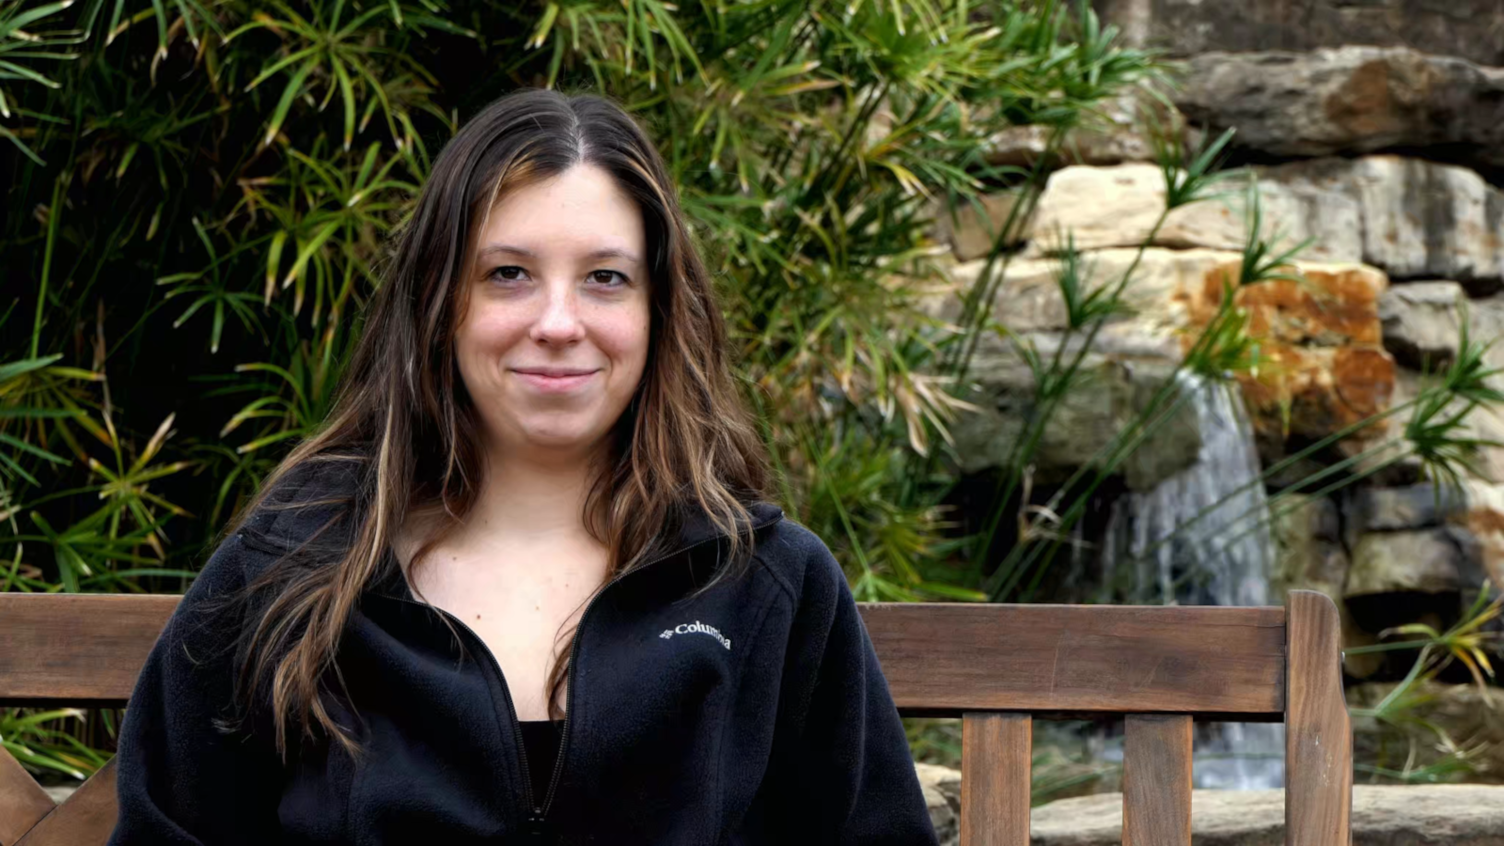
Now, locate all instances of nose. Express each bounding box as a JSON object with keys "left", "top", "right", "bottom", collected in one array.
[{"left": 529, "top": 280, "right": 587, "bottom": 346}]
